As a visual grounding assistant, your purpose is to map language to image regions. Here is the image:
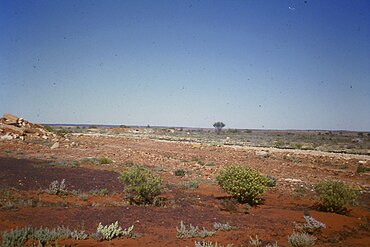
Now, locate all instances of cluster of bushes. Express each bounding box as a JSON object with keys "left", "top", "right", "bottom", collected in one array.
[
  {"left": 117, "top": 163, "right": 276, "bottom": 207},
  {"left": 176, "top": 221, "right": 233, "bottom": 239},
  {"left": 7, "top": 157, "right": 358, "bottom": 246},
  {"left": 49, "top": 159, "right": 357, "bottom": 215},
  {"left": 215, "top": 164, "right": 357, "bottom": 215}
]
